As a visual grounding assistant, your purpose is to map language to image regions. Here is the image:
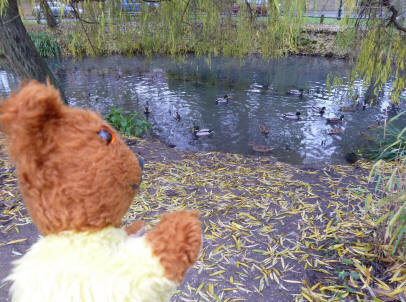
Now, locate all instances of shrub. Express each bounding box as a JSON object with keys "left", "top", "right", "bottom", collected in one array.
[
  {"left": 28, "top": 32, "right": 61, "bottom": 58},
  {"left": 362, "top": 111, "right": 405, "bottom": 257},
  {"left": 300, "top": 38, "right": 310, "bottom": 46},
  {"left": 104, "top": 107, "right": 151, "bottom": 137},
  {"left": 361, "top": 111, "right": 406, "bottom": 162},
  {"left": 368, "top": 159, "right": 405, "bottom": 257}
]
